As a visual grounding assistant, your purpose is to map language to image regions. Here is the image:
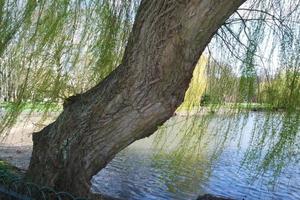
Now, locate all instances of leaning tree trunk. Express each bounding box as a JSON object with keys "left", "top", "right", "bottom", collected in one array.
[{"left": 26, "top": 0, "right": 245, "bottom": 198}]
